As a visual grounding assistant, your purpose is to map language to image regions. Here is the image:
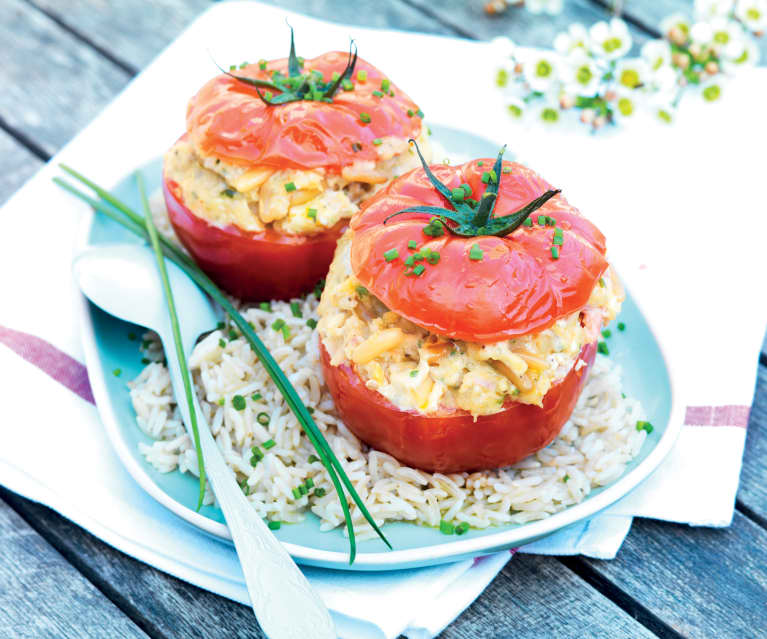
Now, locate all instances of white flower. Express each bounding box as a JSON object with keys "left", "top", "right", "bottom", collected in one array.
[
  {"left": 522, "top": 52, "right": 560, "bottom": 91},
  {"left": 648, "top": 65, "right": 680, "bottom": 102},
  {"left": 589, "top": 19, "right": 633, "bottom": 60},
  {"left": 690, "top": 21, "right": 715, "bottom": 44},
  {"left": 559, "top": 51, "right": 601, "bottom": 96},
  {"left": 526, "top": 0, "right": 564, "bottom": 15},
  {"left": 708, "top": 16, "right": 747, "bottom": 50},
  {"left": 612, "top": 90, "right": 640, "bottom": 122},
  {"left": 735, "top": 0, "right": 767, "bottom": 31},
  {"left": 660, "top": 13, "right": 693, "bottom": 43},
  {"left": 694, "top": 0, "right": 735, "bottom": 20},
  {"left": 721, "top": 37, "right": 761, "bottom": 69},
  {"left": 641, "top": 40, "right": 672, "bottom": 71},
  {"left": 533, "top": 101, "right": 562, "bottom": 125},
  {"left": 614, "top": 58, "right": 651, "bottom": 90},
  {"left": 700, "top": 78, "right": 724, "bottom": 101},
  {"left": 553, "top": 23, "right": 590, "bottom": 56}
]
